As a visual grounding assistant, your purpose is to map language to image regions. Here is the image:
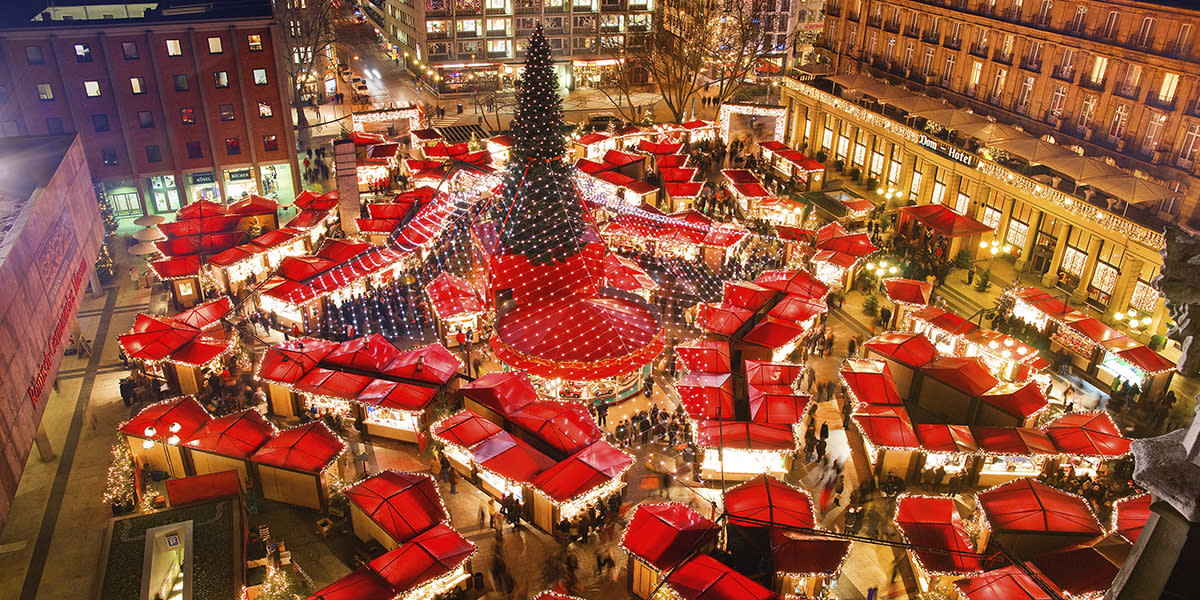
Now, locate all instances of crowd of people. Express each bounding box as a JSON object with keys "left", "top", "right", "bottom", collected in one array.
[{"left": 314, "top": 279, "right": 436, "bottom": 343}]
